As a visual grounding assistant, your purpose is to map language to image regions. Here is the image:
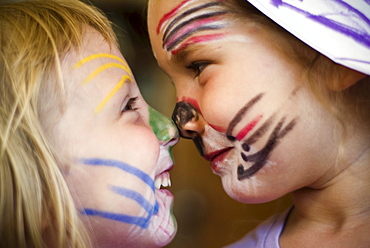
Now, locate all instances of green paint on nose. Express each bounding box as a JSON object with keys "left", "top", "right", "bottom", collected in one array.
[{"left": 148, "top": 106, "right": 173, "bottom": 142}]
